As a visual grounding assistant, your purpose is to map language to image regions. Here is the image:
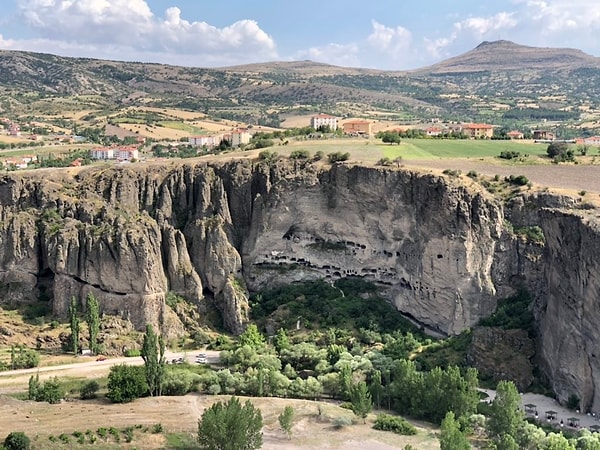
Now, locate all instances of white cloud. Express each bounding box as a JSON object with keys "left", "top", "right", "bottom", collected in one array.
[
  {"left": 7, "top": 0, "right": 277, "bottom": 66},
  {"left": 367, "top": 20, "right": 412, "bottom": 54},
  {"left": 454, "top": 12, "right": 518, "bottom": 39}
]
